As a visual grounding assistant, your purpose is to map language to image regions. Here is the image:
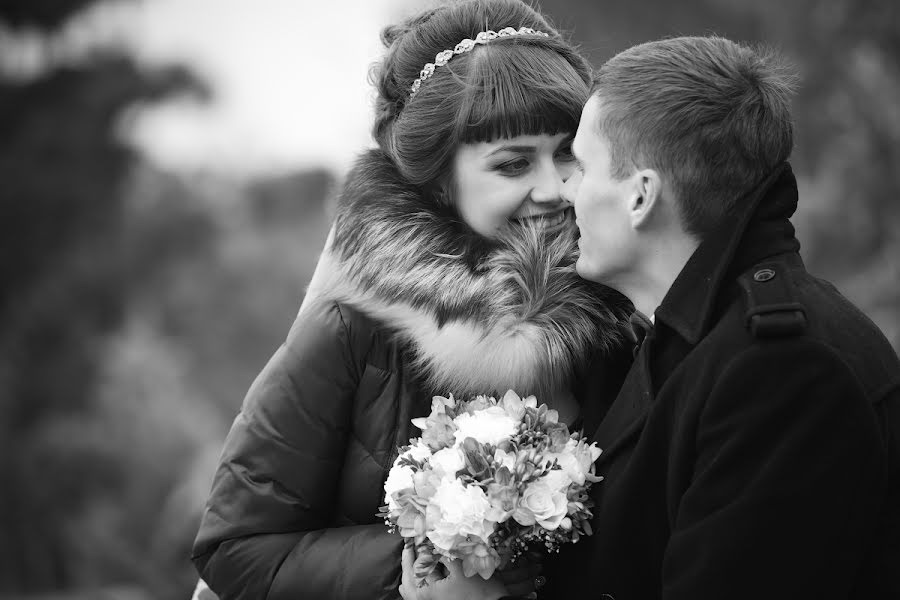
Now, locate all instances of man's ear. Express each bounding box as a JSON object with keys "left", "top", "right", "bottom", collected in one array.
[{"left": 628, "top": 168, "right": 662, "bottom": 229}]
